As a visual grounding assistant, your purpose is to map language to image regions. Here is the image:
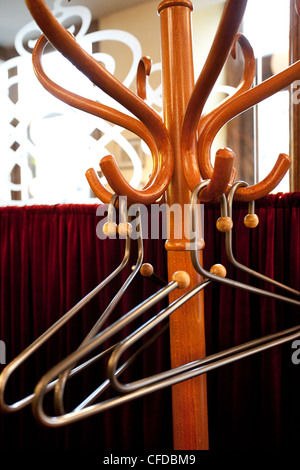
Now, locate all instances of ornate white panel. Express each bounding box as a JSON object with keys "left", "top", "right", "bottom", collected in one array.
[{"left": 0, "top": 0, "right": 162, "bottom": 205}]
